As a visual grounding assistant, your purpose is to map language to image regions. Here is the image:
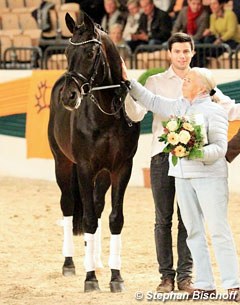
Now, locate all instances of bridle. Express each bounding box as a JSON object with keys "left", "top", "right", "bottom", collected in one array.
[{"left": 65, "top": 37, "right": 124, "bottom": 116}]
